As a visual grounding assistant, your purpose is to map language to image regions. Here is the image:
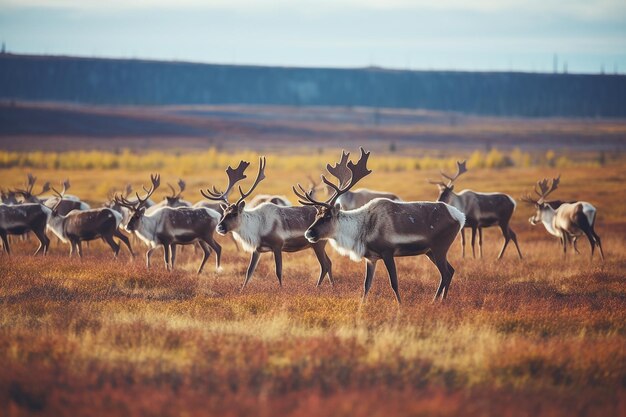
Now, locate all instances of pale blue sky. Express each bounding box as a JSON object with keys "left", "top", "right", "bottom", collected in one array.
[{"left": 1, "top": 0, "right": 625, "bottom": 73}]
